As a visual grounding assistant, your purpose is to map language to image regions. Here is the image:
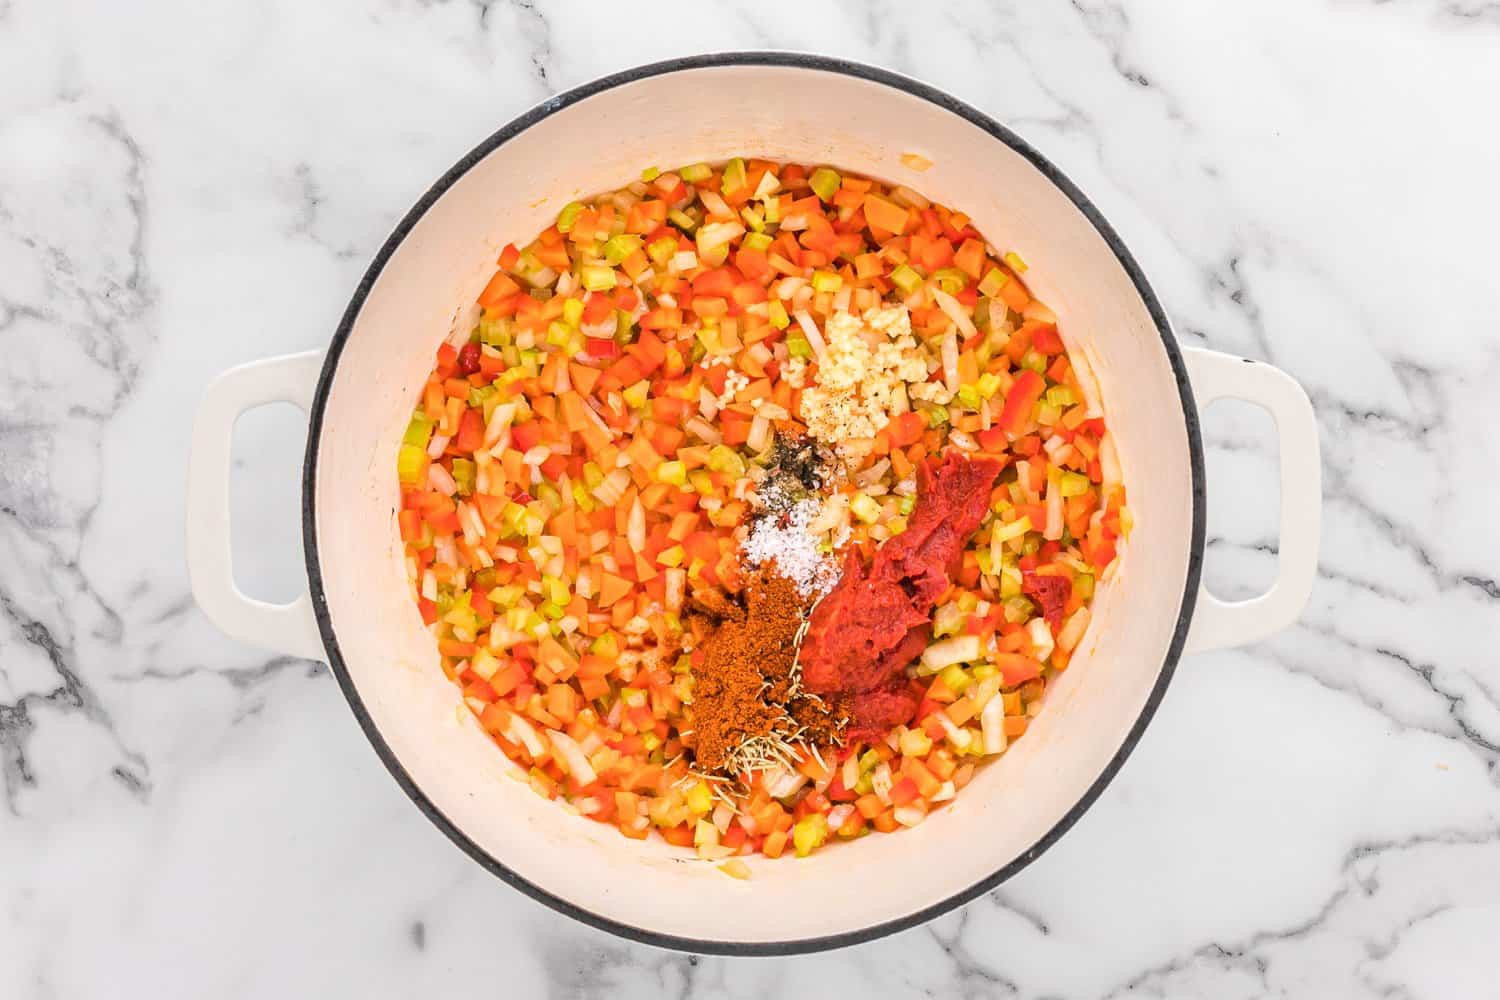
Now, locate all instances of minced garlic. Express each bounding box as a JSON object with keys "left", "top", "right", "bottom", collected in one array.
[{"left": 796, "top": 306, "right": 930, "bottom": 448}]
